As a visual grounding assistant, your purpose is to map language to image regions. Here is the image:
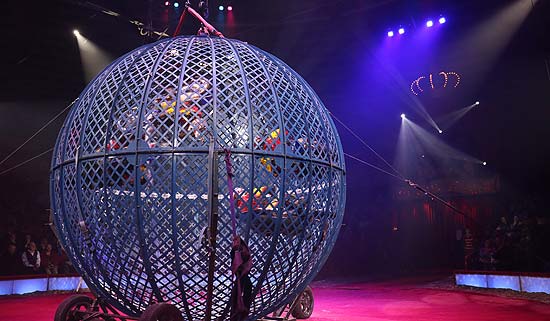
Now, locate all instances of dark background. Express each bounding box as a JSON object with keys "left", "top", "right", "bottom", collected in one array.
[{"left": 1, "top": 0, "right": 549, "bottom": 275}]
